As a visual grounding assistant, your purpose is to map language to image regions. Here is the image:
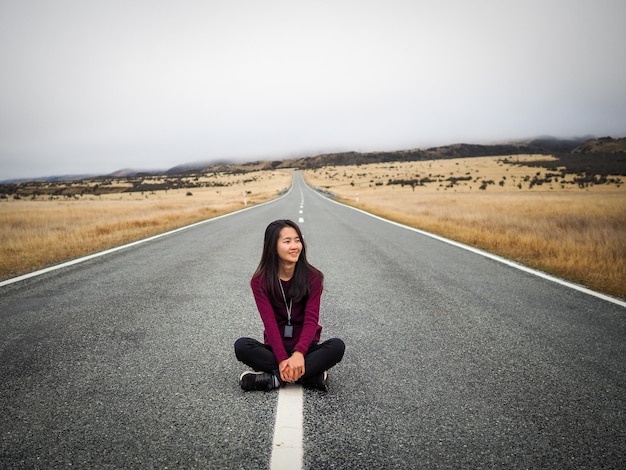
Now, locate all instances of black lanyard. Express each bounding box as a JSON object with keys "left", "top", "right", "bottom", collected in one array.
[{"left": 278, "top": 279, "right": 292, "bottom": 326}]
